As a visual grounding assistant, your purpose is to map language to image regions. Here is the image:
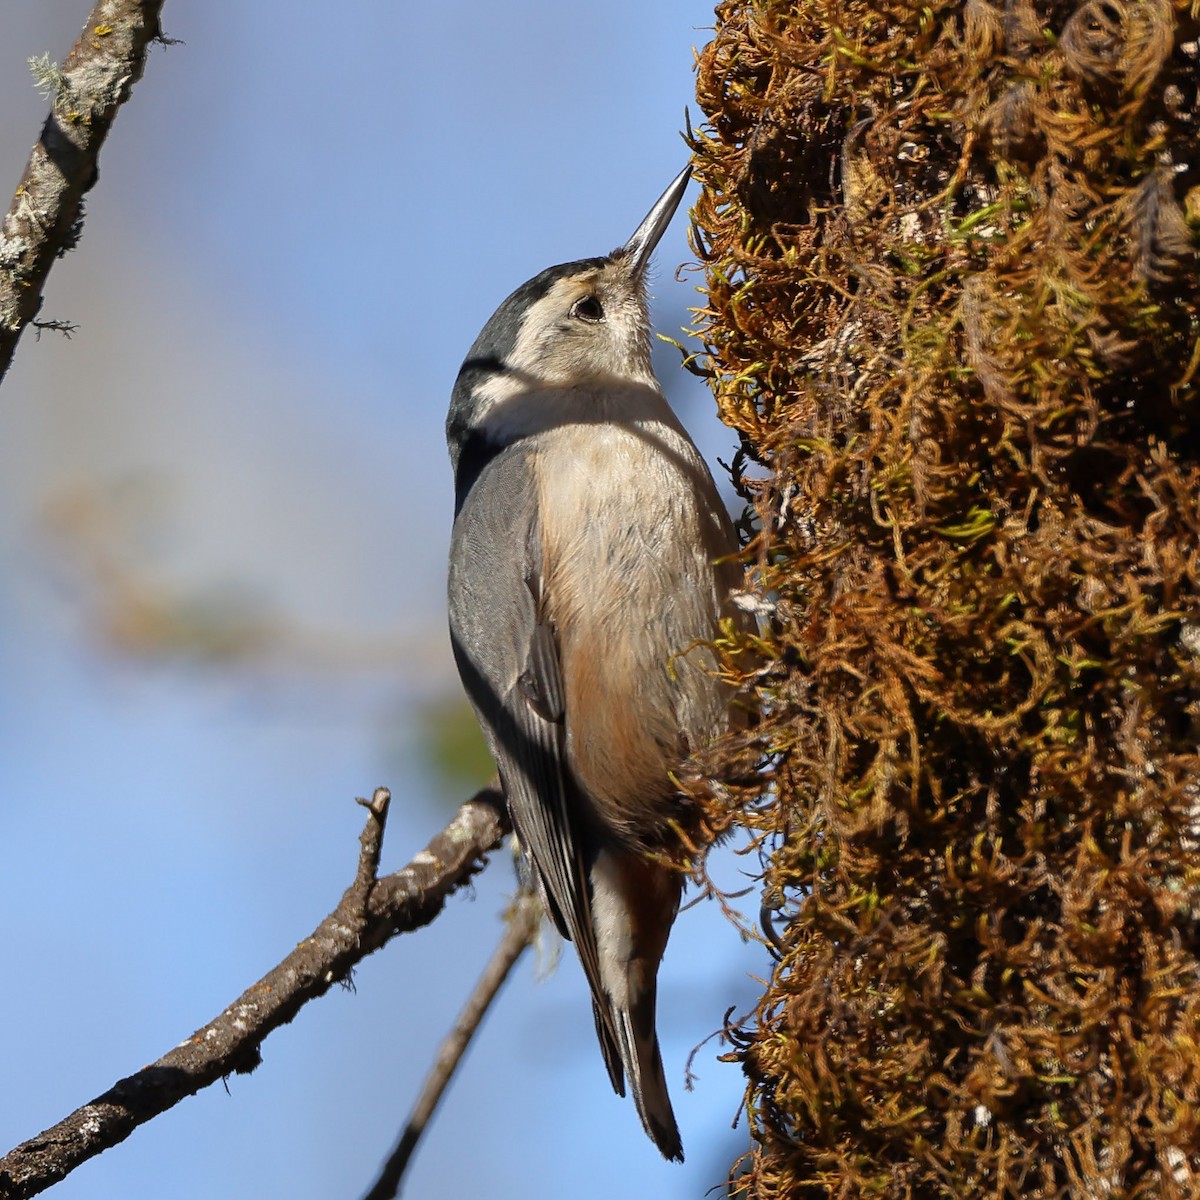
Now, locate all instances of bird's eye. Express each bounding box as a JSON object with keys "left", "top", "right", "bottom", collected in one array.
[{"left": 570, "top": 295, "right": 605, "bottom": 323}]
